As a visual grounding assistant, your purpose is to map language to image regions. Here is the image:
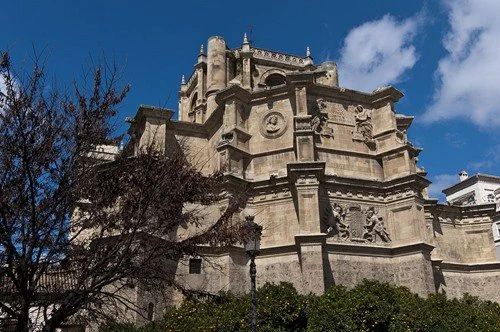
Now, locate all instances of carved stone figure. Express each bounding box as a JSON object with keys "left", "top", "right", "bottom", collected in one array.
[
  {"left": 362, "top": 207, "right": 390, "bottom": 243},
  {"left": 266, "top": 114, "right": 280, "bottom": 133},
  {"left": 353, "top": 105, "right": 373, "bottom": 142},
  {"left": 325, "top": 203, "right": 350, "bottom": 240},
  {"left": 219, "top": 151, "right": 229, "bottom": 173},
  {"left": 261, "top": 112, "right": 287, "bottom": 138},
  {"left": 219, "top": 131, "right": 234, "bottom": 145},
  {"left": 311, "top": 113, "right": 327, "bottom": 134},
  {"left": 311, "top": 98, "right": 333, "bottom": 138}
]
